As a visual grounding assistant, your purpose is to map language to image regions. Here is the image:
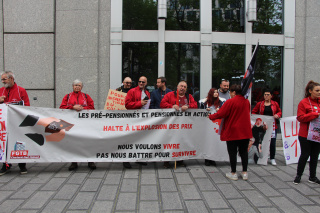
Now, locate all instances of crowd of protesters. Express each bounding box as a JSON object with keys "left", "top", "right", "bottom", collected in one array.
[{"left": 1, "top": 71, "right": 319, "bottom": 185}]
